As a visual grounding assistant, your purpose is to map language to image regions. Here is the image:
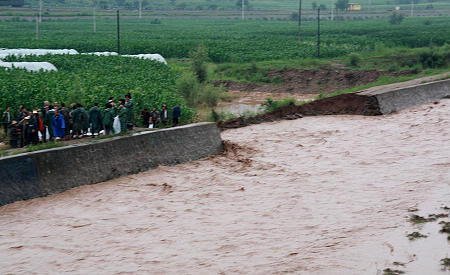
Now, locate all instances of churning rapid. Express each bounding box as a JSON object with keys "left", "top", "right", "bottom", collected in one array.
[{"left": 1, "top": 100, "right": 449, "bottom": 274}]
